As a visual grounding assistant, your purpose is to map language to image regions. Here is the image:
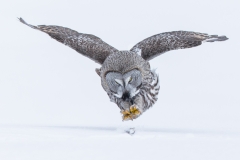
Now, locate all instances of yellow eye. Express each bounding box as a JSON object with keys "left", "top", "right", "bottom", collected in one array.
[{"left": 129, "top": 77, "right": 132, "bottom": 83}]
